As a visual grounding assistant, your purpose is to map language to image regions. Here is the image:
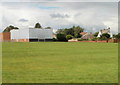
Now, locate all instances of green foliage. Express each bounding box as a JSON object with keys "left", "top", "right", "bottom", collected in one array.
[
  {"left": 56, "top": 34, "right": 67, "bottom": 41},
  {"left": 66, "top": 35, "right": 73, "bottom": 40},
  {"left": 78, "top": 38, "right": 82, "bottom": 41},
  {"left": 100, "top": 33, "right": 110, "bottom": 40},
  {"left": 74, "top": 33, "right": 82, "bottom": 38},
  {"left": 3, "top": 25, "right": 19, "bottom": 32},
  {"left": 78, "top": 38, "right": 88, "bottom": 41},
  {"left": 64, "top": 28, "right": 74, "bottom": 36},
  {"left": 35, "top": 23, "right": 42, "bottom": 28},
  {"left": 73, "top": 26, "right": 84, "bottom": 35},
  {"left": 113, "top": 33, "right": 120, "bottom": 39},
  {"left": 56, "top": 29, "right": 64, "bottom": 34},
  {"left": 100, "top": 36, "right": 107, "bottom": 40},
  {"left": 92, "top": 38, "right": 97, "bottom": 41},
  {"left": 56, "top": 26, "right": 84, "bottom": 37},
  {"left": 94, "top": 32, "right": 99, "bottom": 37},
  {"left": 53, "top": 38, "right": 57, "bottom": 41}
]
